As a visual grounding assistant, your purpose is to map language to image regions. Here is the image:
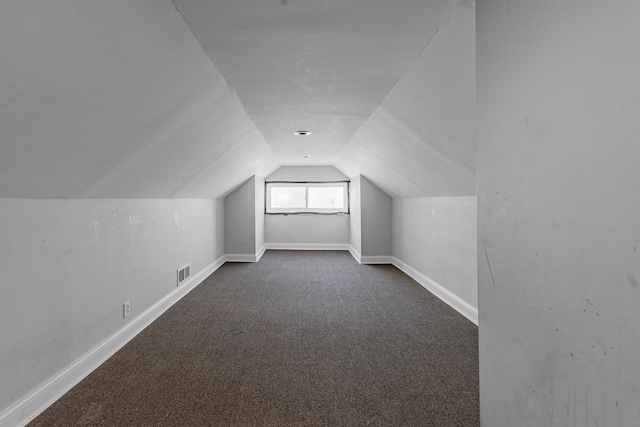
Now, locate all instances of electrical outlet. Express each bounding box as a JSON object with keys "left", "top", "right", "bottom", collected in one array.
[{"left": 123, "top": 301, "right": 131, "bottom": 318}]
